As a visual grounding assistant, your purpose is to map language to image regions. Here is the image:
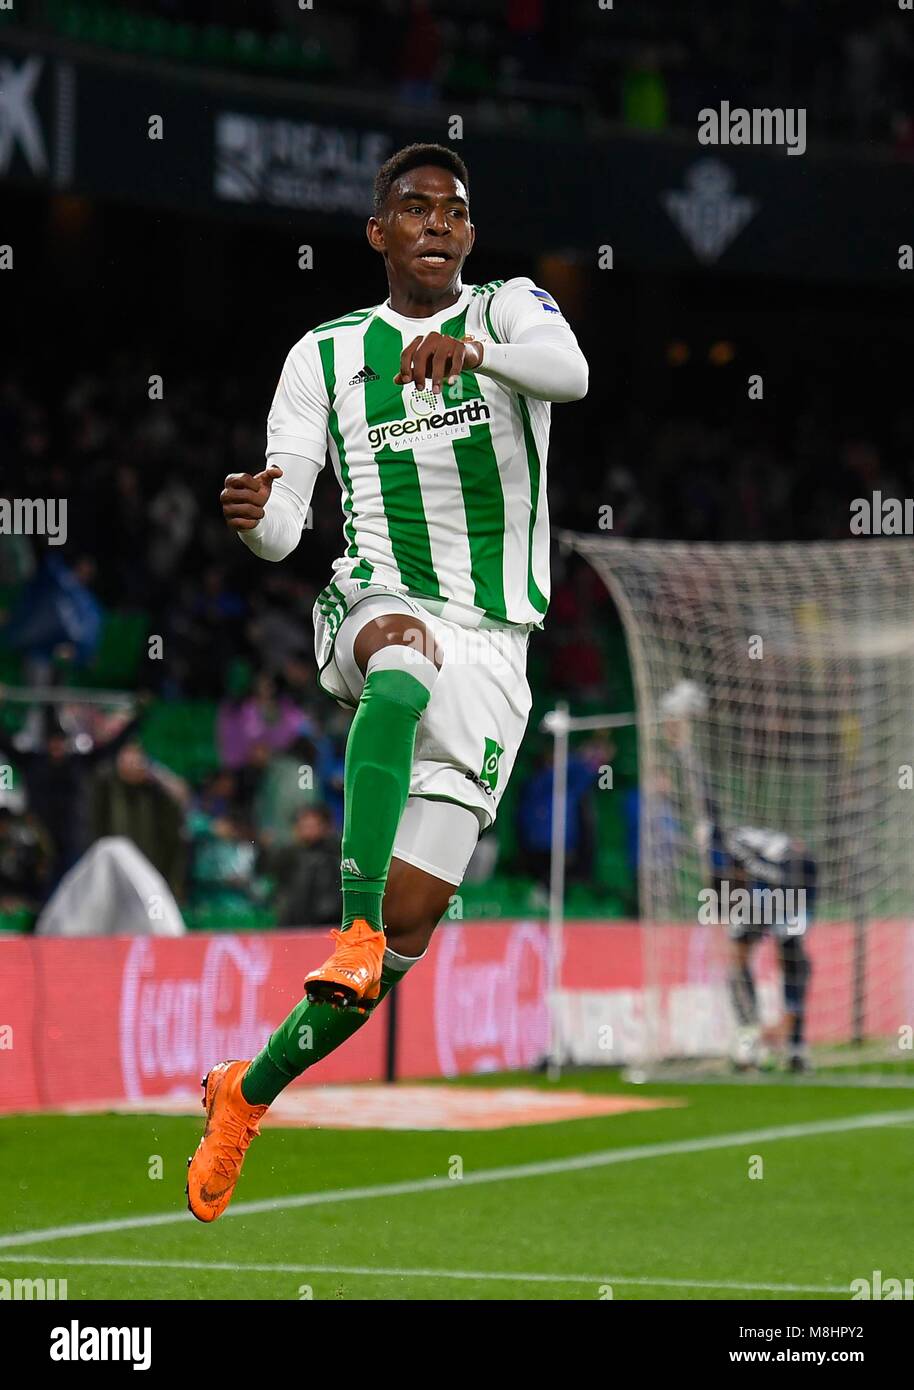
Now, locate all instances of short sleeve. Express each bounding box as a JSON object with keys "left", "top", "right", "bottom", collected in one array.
[
  {"left": 487, "top": 276, "right": 570, "bottom": 343},
  {"left": 266, "top": 332, "right": 330, "bottom": 463}
]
